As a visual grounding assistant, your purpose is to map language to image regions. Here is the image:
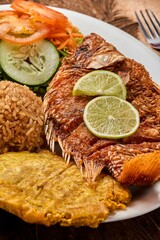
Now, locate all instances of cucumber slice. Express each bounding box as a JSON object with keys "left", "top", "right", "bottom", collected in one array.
[{"left": 0, "top": 40, "right": 60, "bottom": 86}]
